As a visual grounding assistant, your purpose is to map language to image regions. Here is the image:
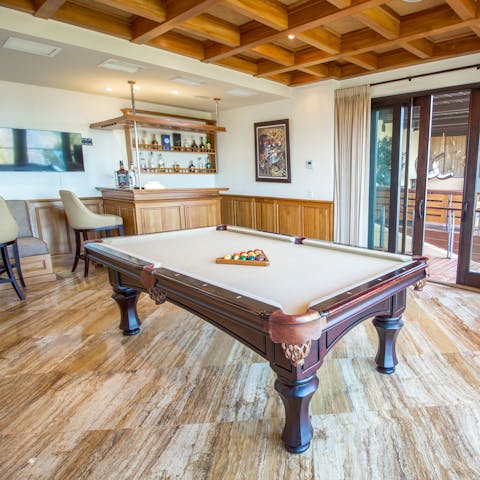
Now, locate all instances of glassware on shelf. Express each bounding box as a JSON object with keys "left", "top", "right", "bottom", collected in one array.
[
  {"left": 139, "top": 152, "right": 147, "bottom": 170},
  {"left": 149, "top": 152, "right": 157, "bottom": 169},
  {"left": 151, "top": 134, "right": 159, "bottom": 149},
  {"left": 197, "top": 157, "right": 203, "bottom": 170},
  {"left": 183, "top": 138, "right": 190, "bottom": 151},
  {"left": 158, "top": 153, "right": 165, "bottom": 171},
  {"left": 141, "top": 131, "right": 147, "bottom": 148}
]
